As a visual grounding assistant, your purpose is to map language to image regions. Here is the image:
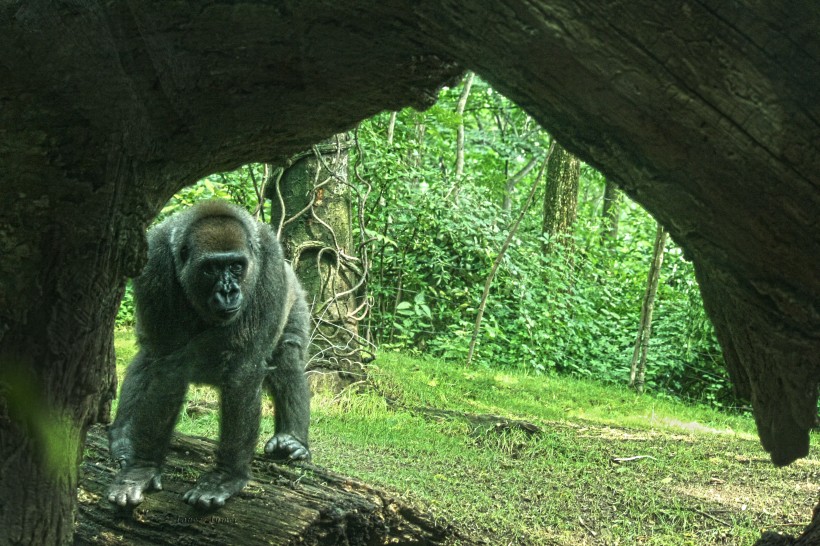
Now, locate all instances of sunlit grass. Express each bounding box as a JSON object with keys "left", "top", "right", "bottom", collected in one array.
[{"left": 113, "top": 331, "right": 818, "bottom": 545}]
